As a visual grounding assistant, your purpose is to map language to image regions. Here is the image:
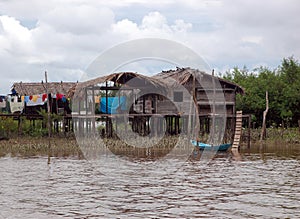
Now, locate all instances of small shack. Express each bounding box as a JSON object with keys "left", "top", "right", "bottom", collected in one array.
[
  {"left": 11, "top": 81, "right": 76, "bottom": 116},
  {"left": 152, "top": 67, "right": 244, "bottom": 142},
  {"left": 69, "top": 68, "right": 244, "bottom": 142},
  {"left": 69, "top": 72, "right": 167, "bottom": 137},
  {"left": 10, "top": 81, "right": 77, "bottom": 133}
]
